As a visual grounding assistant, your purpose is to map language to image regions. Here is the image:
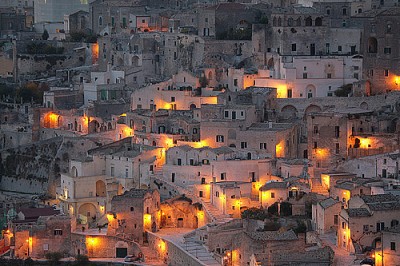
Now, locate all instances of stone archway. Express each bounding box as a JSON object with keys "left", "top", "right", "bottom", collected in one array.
[
  {"left": 78, "top": 203, "right": 97, "bottom": 223},
  {"left": 281, "top": 105, "right": 298, "bottom": 119},
  {"left": 71, "top": 166, "right": 78, "bottom": 177},
  {"left": 96, "top": 180, "right": 106, "bottom": 197}
]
